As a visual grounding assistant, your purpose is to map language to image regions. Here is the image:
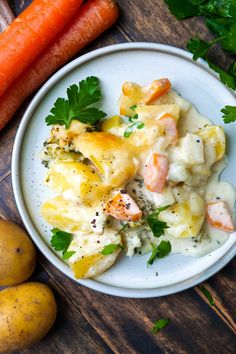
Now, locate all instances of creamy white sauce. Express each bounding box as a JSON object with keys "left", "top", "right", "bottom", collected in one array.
[
  {"left": 43, "top": 88, "right": 235, "bottom": 261},
  {"left": 123, "top": 91, "right": 236, "bottom": 257}
]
